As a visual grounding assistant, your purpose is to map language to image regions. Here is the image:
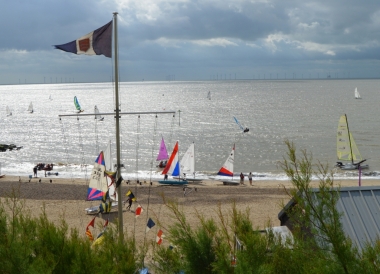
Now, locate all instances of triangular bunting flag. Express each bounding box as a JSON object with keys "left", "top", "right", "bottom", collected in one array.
[
  {"left": 85, "top": 216, "right": 96, "bottom": 241},
  {"left": 135, "top": 204, "right": 143, "bottom": 218},
  {"left": 126, "top": 189, "right": 136, "bottom": 201},
  {"left": 156, "top": 229, "right": 164, "bottom": 245},
  {"left": 146, "top": 218, "right": 155, "bottom": 232}
]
